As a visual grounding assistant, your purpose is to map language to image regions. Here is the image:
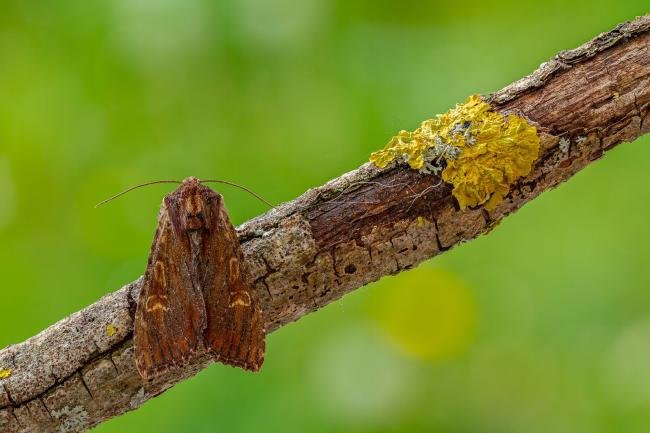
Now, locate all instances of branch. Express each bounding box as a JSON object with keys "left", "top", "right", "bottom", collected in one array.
[{"left": 1, "top": 15, "right": 649, "bottom": 433}]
